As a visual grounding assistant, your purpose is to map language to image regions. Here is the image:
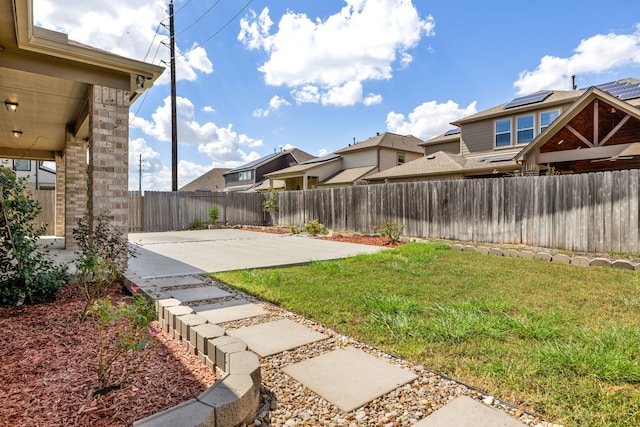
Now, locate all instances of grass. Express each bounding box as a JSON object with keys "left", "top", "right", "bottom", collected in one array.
[{"left": 213, "top": 242, "right": 640, "bottom": 426}]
